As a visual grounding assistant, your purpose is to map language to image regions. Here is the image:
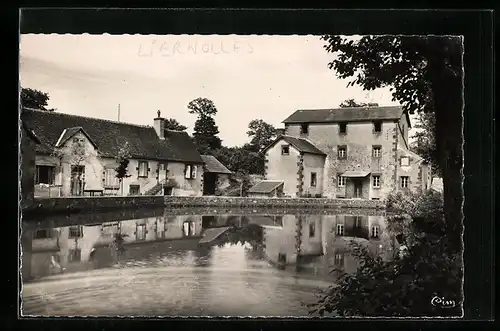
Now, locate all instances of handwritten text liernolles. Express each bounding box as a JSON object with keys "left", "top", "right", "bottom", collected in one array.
[
  {"left": 430, "top": 296, "right": 457, "bottom": 308},
  {"left": 138, "top": 40, "right": 254, "bottom": 57}
]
